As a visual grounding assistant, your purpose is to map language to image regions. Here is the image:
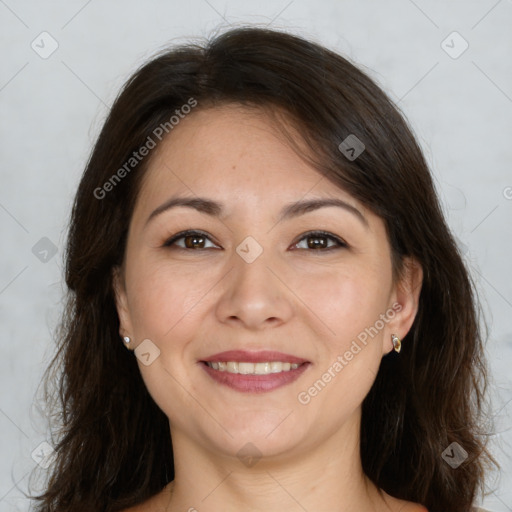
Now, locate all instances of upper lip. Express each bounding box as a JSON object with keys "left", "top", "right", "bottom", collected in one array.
[{"left": 201, "top": 350, "right": 309, "bottom": 364}]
